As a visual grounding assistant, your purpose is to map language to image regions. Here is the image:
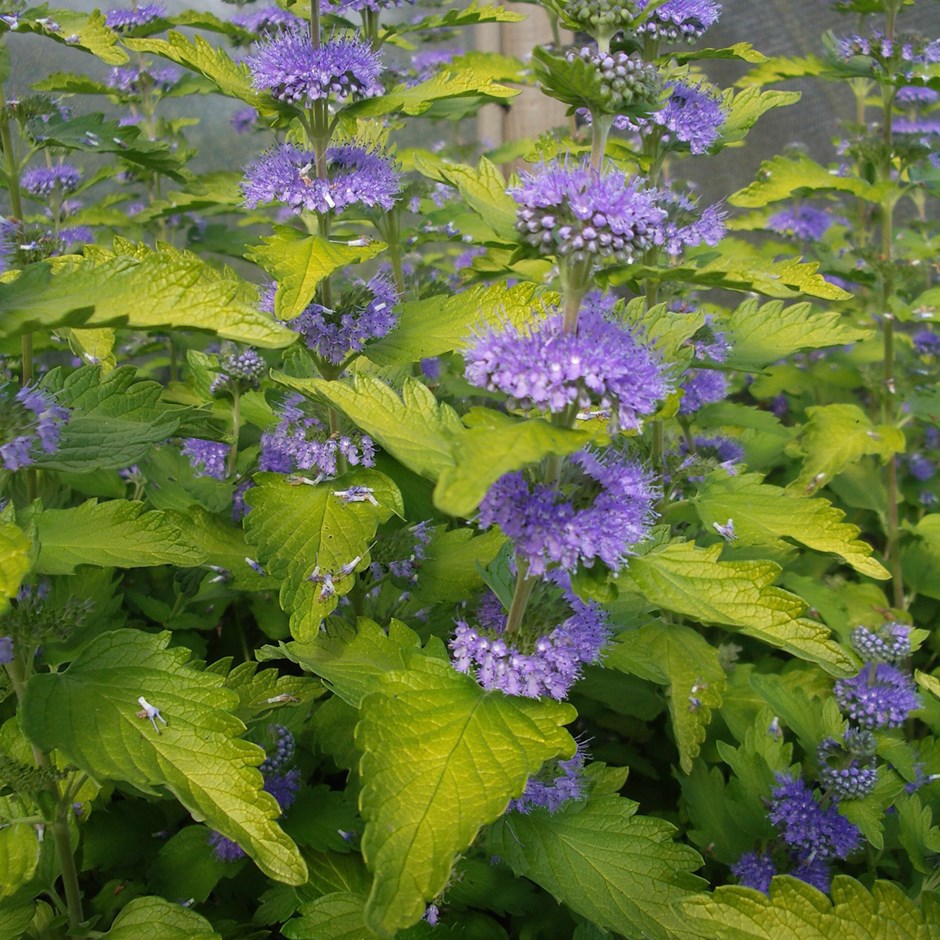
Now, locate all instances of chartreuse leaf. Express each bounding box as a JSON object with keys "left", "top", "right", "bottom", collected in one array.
[
  {"left": 0, "top": 242, "right": 297, "bottom": 348},
  {"left": 15, "top": 7, "right": 127, "bottom": 64},
  {"left": 681, "top": 875, "right": 940, "bottom": 938},
  {"left": 34, "top": 366, "right": 189, "bottom": 472},
  {"left": 0, "top": 796, "right": 40, "bottom": 900},
  {"left": 365, "top": 281, "right": 551, "bottom": 368},
  {"left": 723, "top": 299, "right": 872, "bottom": 371},
  {"left": 901, "top": 516, "right": 940, "bottom": 601},
  {"left": 101, "top": 895, "right": 220, "bottom": 939},
  {"left": 356, "top": 655, "right": 576, "bottom": 935},
  {"left": 731, "top": 152, "right": 895, "bottom": 207},
  {"left": 0, "top": 521, "right": 30, "bottom": 614},
  {"left": 276, "top": 373, "right": 464, "bottom": 481},
  {"left": 244, "top": 471, "right": 402, "bottom": 640},
  {"left": 605, "top": 622, "right": 725, "bottom": 773},
  {"left": 411, "top": 527, "right": 505, "bottom": 605},
  {"left": 29, "top": 500, "right": 205, "bottom": 574},
  {"left": 487, "top": 765, "right": 705, "bottom": 940},
  {"left": 434, "top": 417, "right": 591, "bottom": 517},
  {"left": 283, "top": 893, "right": 370, "bottom": 940},
  {"left": 219, "top": 659, "right": 323, "bottom": 723},
  {"left": 694, "top": 472, "right": 889, "bottom": 579},
  {"left": 718, "top": 88, "right": 801, "bottom": 145},
  {"left": 672, "top": 43, "right": 767, "bottom": 64},
  {"left": 246, "top": 228, "right": 387, "bottom": 321},
  {"left": 0, "top": 903, "right": 33, "bottom": 940},
  {"left": 413, "top": 154, "right": 519, "bottom": 243},
  {"left": 389, "top": 1, "right": 524, "bottom": 34},
  {"left": 275, "top": 618, "right": 438, "bottom": 707},
  {"left": 793, "top": 404, "right": 906, "bottom": 493},
  {"left": 617, "top": 540, "right": 855, "bottom": 675},
  {"left": 124, "top": 32, "right": 281, "bottom": 114},
  {"left": 21, "top": 630, "right": 306, "bottom": 884}
]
